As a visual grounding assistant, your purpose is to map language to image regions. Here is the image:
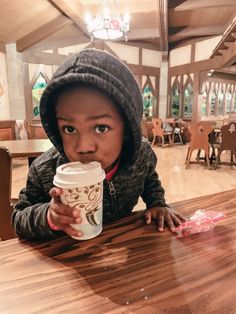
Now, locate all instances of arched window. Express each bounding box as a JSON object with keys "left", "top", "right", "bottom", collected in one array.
[
  {"left": 218, "top": 87, "right": 224, "bottom": 115},
  {"left": 183, "top": 82, "right": 193, "bottom": 118},
  {"left": 171, "top": 84, "right": 180, "bottom": 118},
  {"left": 226, "top": 88, "right": 232, "bottom": 113},
  {"left": 234, "top": 91, "right": 236, "bottom": 111},
  {"left": 142, "top": 84, "right": 154, "bottom": 119},
  {"left": 31, "top": 73, "right": 47, "bottom": 119},
  {"left": 210, "top": 89, "right": 217, "bottom": 114}
]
